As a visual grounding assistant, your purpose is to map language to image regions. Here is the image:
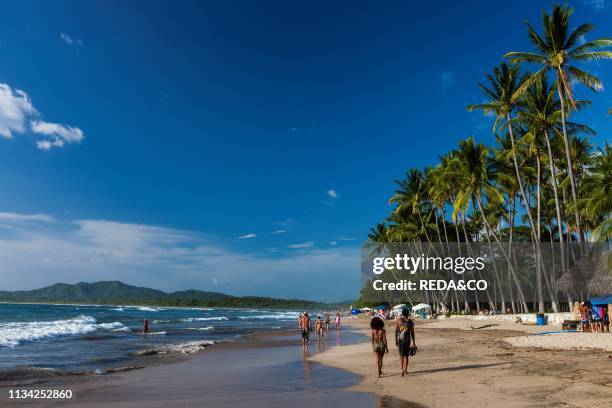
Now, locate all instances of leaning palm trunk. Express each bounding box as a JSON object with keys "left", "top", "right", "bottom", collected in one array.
[
  {"left": 474, "top": 195, "right": 529, "bottom": 312},
  {"left": 555, "top": 75, "right": 583, "bottom": 242}
]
